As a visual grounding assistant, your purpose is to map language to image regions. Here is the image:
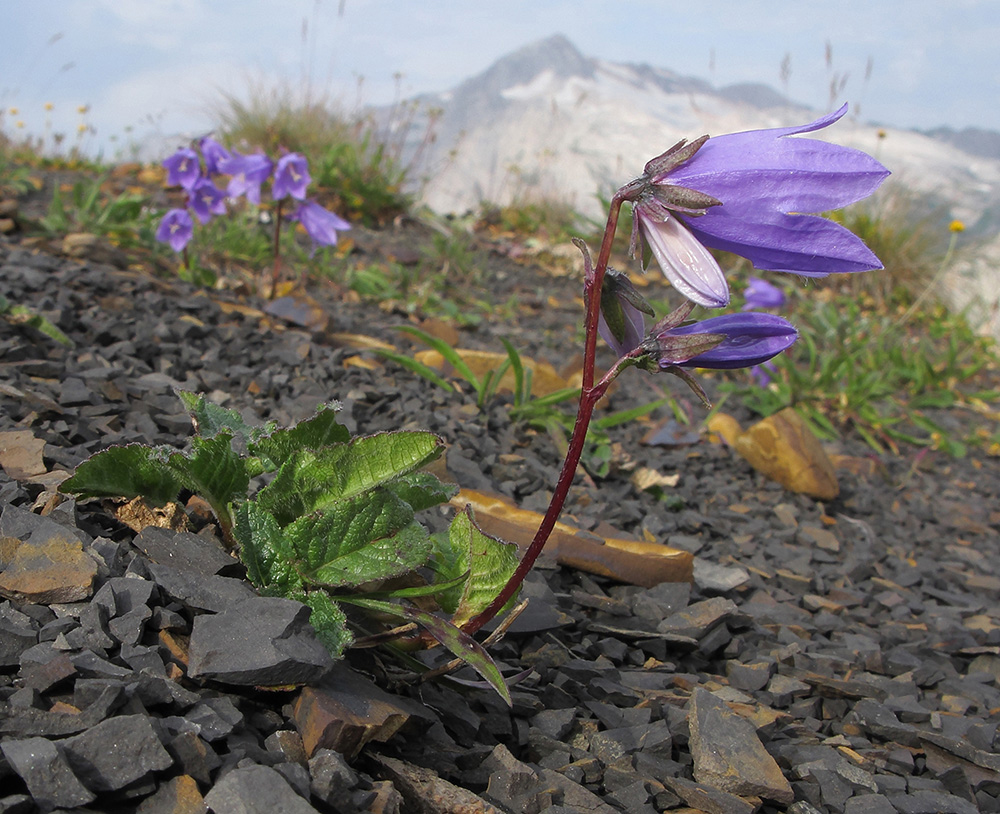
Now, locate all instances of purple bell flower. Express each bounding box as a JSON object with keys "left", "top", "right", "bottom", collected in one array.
[
  {"left": 272, "top": 153, "right": 311, "bottom": 201},
  {"left": 633, "top": 105, "right": 889, "bottom": 308},
  {"left": 655, "top": 312, "right": 798, "bottom": 370},
  {"left": 187, "top": 178, "right": 227, "bottom": 224},
  {"left": 742, "top": 277, "right": 786, "bottom": 311},
  {"left": 218, "top": 151, "right": 273, "bottom": 205},
  {"left": 162, "top": 147, "right": 201, "bottom": 192},
  {"left": 199, "top": 137, "right": 231, "bottom": 176},
  {"left": 155, "top": 208, "right": 194, "bottom": 252},
  {"left": 290, "top": 201, "right": 351, "bottom": 248}
]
